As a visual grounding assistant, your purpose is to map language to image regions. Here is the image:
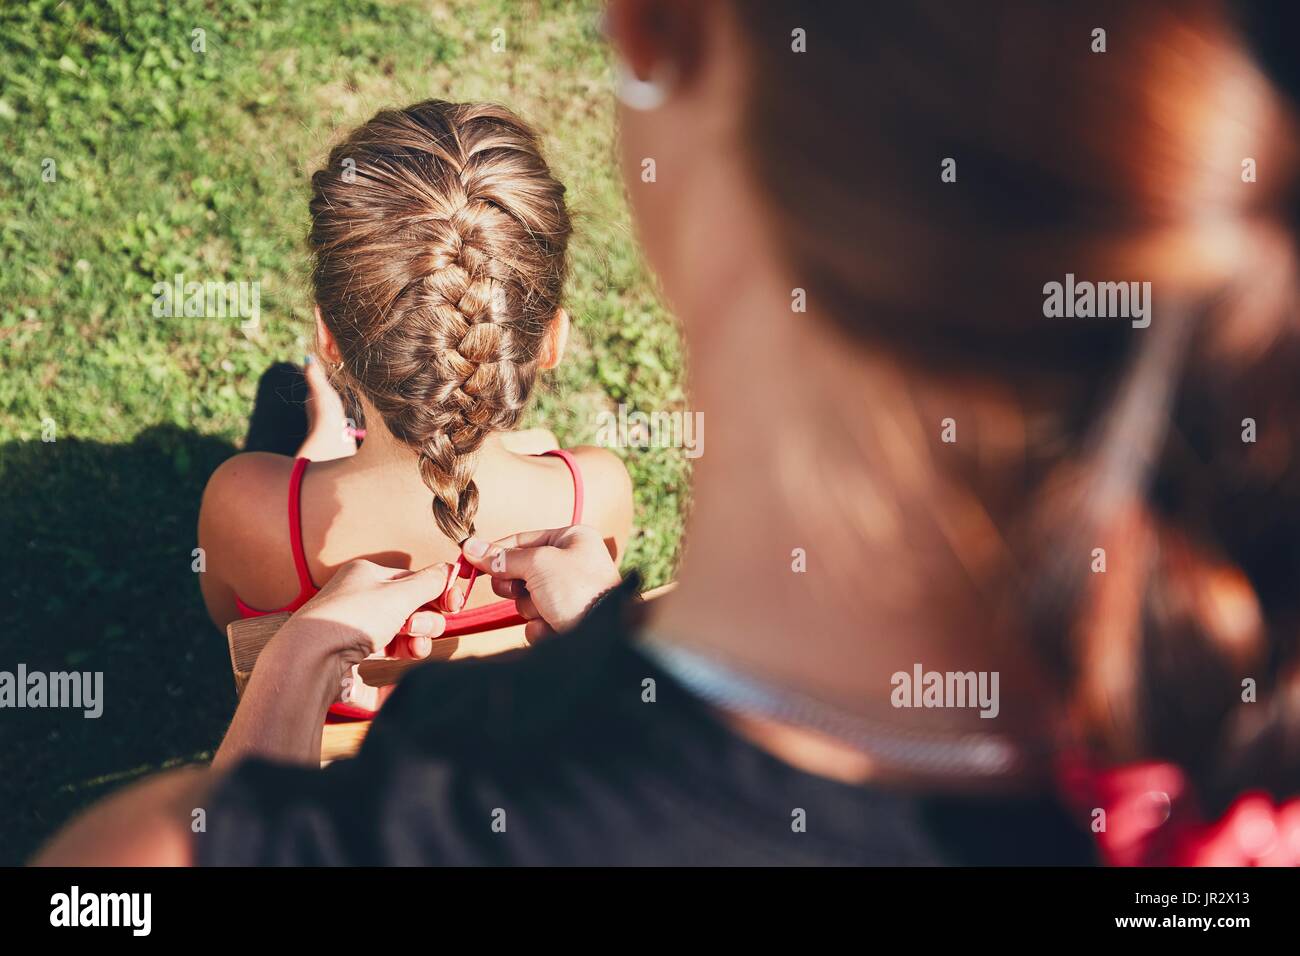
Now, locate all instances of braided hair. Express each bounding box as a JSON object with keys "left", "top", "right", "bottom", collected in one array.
[{"left": 308, "top": 101, "right": 571, "bottom": 542}]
